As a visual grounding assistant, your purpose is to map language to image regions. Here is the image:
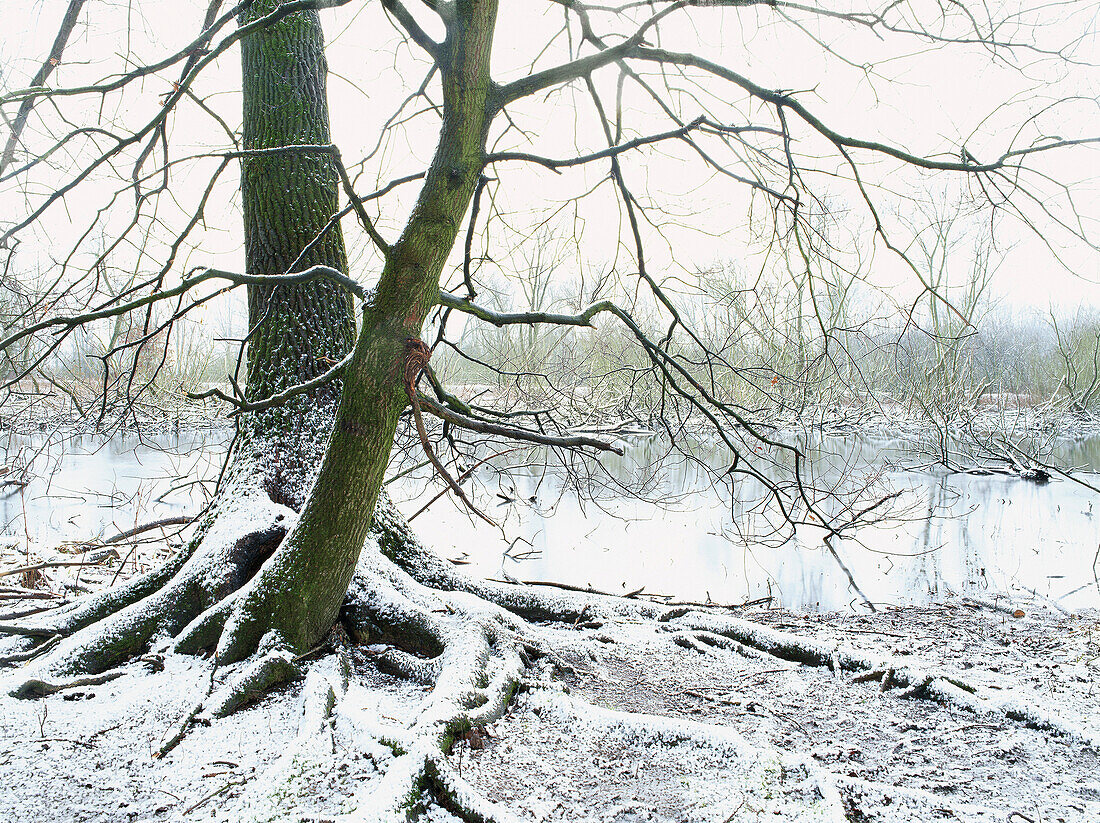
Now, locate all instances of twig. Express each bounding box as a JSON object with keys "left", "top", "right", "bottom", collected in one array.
[
  {"left": 407, "top": 448, "right": 518, "bottom": 523},
  {"left": 962, "top": 596, "right": 1020, "bottom": 616},
  {"left": 182, "top": 777, "right": 249, "bottom": 815},
  {"left": 1094, "top": 541, "right": 1099, "bottom": 597},
  {"left": 102, "top": 516, "right": 195, "bottom": 545},
  {"left": 0, "top": 602, "right": 67, "bottom": 621},
  {"left": 838, "top": 627, "right": 907, "bottom": 639},
  {"left": 0, "top": 590, "right": 62, "bottom": 600},
  {"left": 486, "top": 577, "right": 770, "bottom": 612},
  {"left": 654, "top": 596, "right": 773, "bottom": 611},
  {"left": 104, "top": 515, "right": 195, "bottom": 588},
  {"left": 487, "top": 578, "right": 619, "bottom": 598},
  {"left": 156, "top": 664, "right": 217, "bottom": 758},
  {"left": 825, "top": 535, "right": 877, "bottom": 612},
  {"left": 24, "top": 736, "right": 96, "bottom": 749},
  {"left": 155, "top": 701, "right": 205, "bottom": 759},
  {"left": 0, "top": 622, "right": 57, "bottom": 637},
  {"left": 0, "top": 558, "right": 114, "bottom": 580},
  {"left": 0, "top": 633, "right": 60, "bottom": 664},
  {"left": 418, "top": 393, "right": 623, "bottom": 454}
]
